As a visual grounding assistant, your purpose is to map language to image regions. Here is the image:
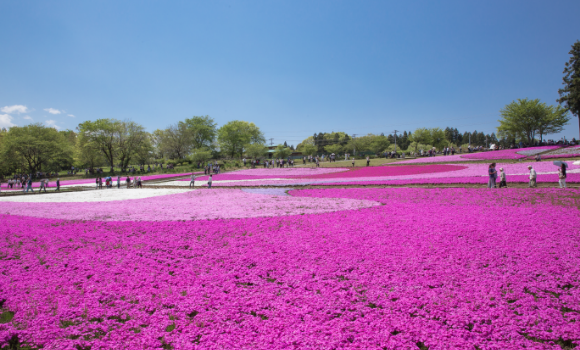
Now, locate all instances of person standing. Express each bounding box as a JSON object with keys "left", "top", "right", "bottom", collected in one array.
[
  {"left": 95, "top": 177, "right": 99, "bottom": 189},
  {"left": 498, "top": 168, "right": 507, "bottom": 188},
  {"left": 56, "top": 178, "right": 60, "bottom": 191},
  {"left": 189, "top": 173, "right": 196, "bottom": 188},
  {"left": 558, "top": 164, "right": 567, "bottom": 188},
  {"left": 351, "top": 157, "right": 355, "bottom": 167},
  {"left": 137, "top": 176, "right": 142, "bottom": 188},
  {"left": 366, "top": 156, "right": 370, "bottom": 166},
  {"left": 208, "top": 174, "right": 213, "bottom": 189},
  {"left": 25, "top": 178, "right": 33, "bottom": 193},
  {"left": 126, "top": 176, "right": 131, "bottom": 189},
  {"left": 117, "top": 175, "right": 121, "bottom": 189},
  {"left": 487, "top": 163, "right": 497, "bottom": 188},
  {"left": 528, "top": 166, "right": 537, "bottom": 188}
]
